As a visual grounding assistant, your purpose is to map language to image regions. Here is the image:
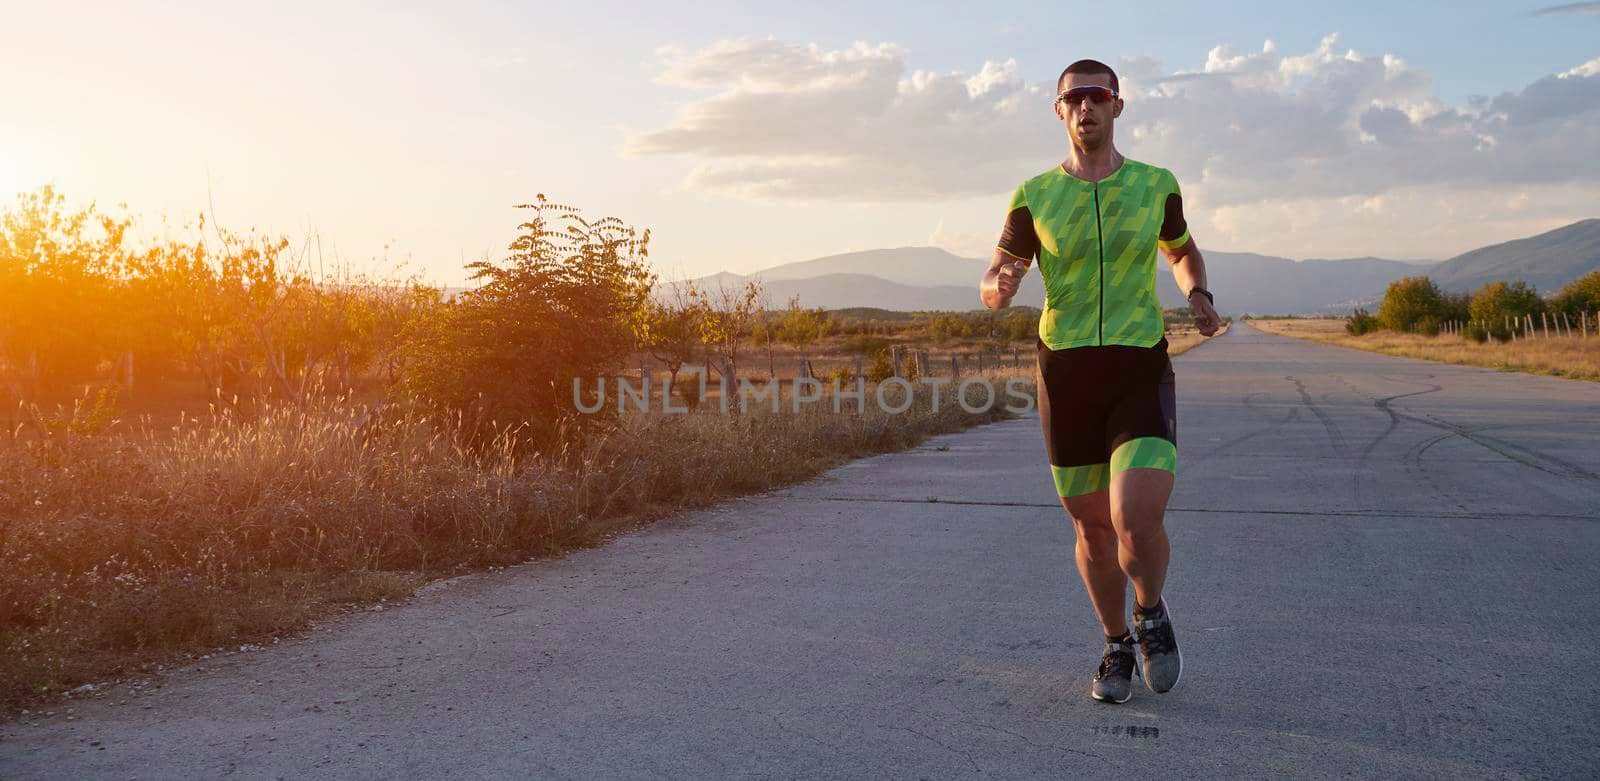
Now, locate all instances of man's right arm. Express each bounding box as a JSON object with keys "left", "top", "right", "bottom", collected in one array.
[
  {"left": 980, "top": 202, "right": 1039, "bottom": 309},
  {"left": 981, "top": 249, "right": 1030, "bottom": 309}
]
